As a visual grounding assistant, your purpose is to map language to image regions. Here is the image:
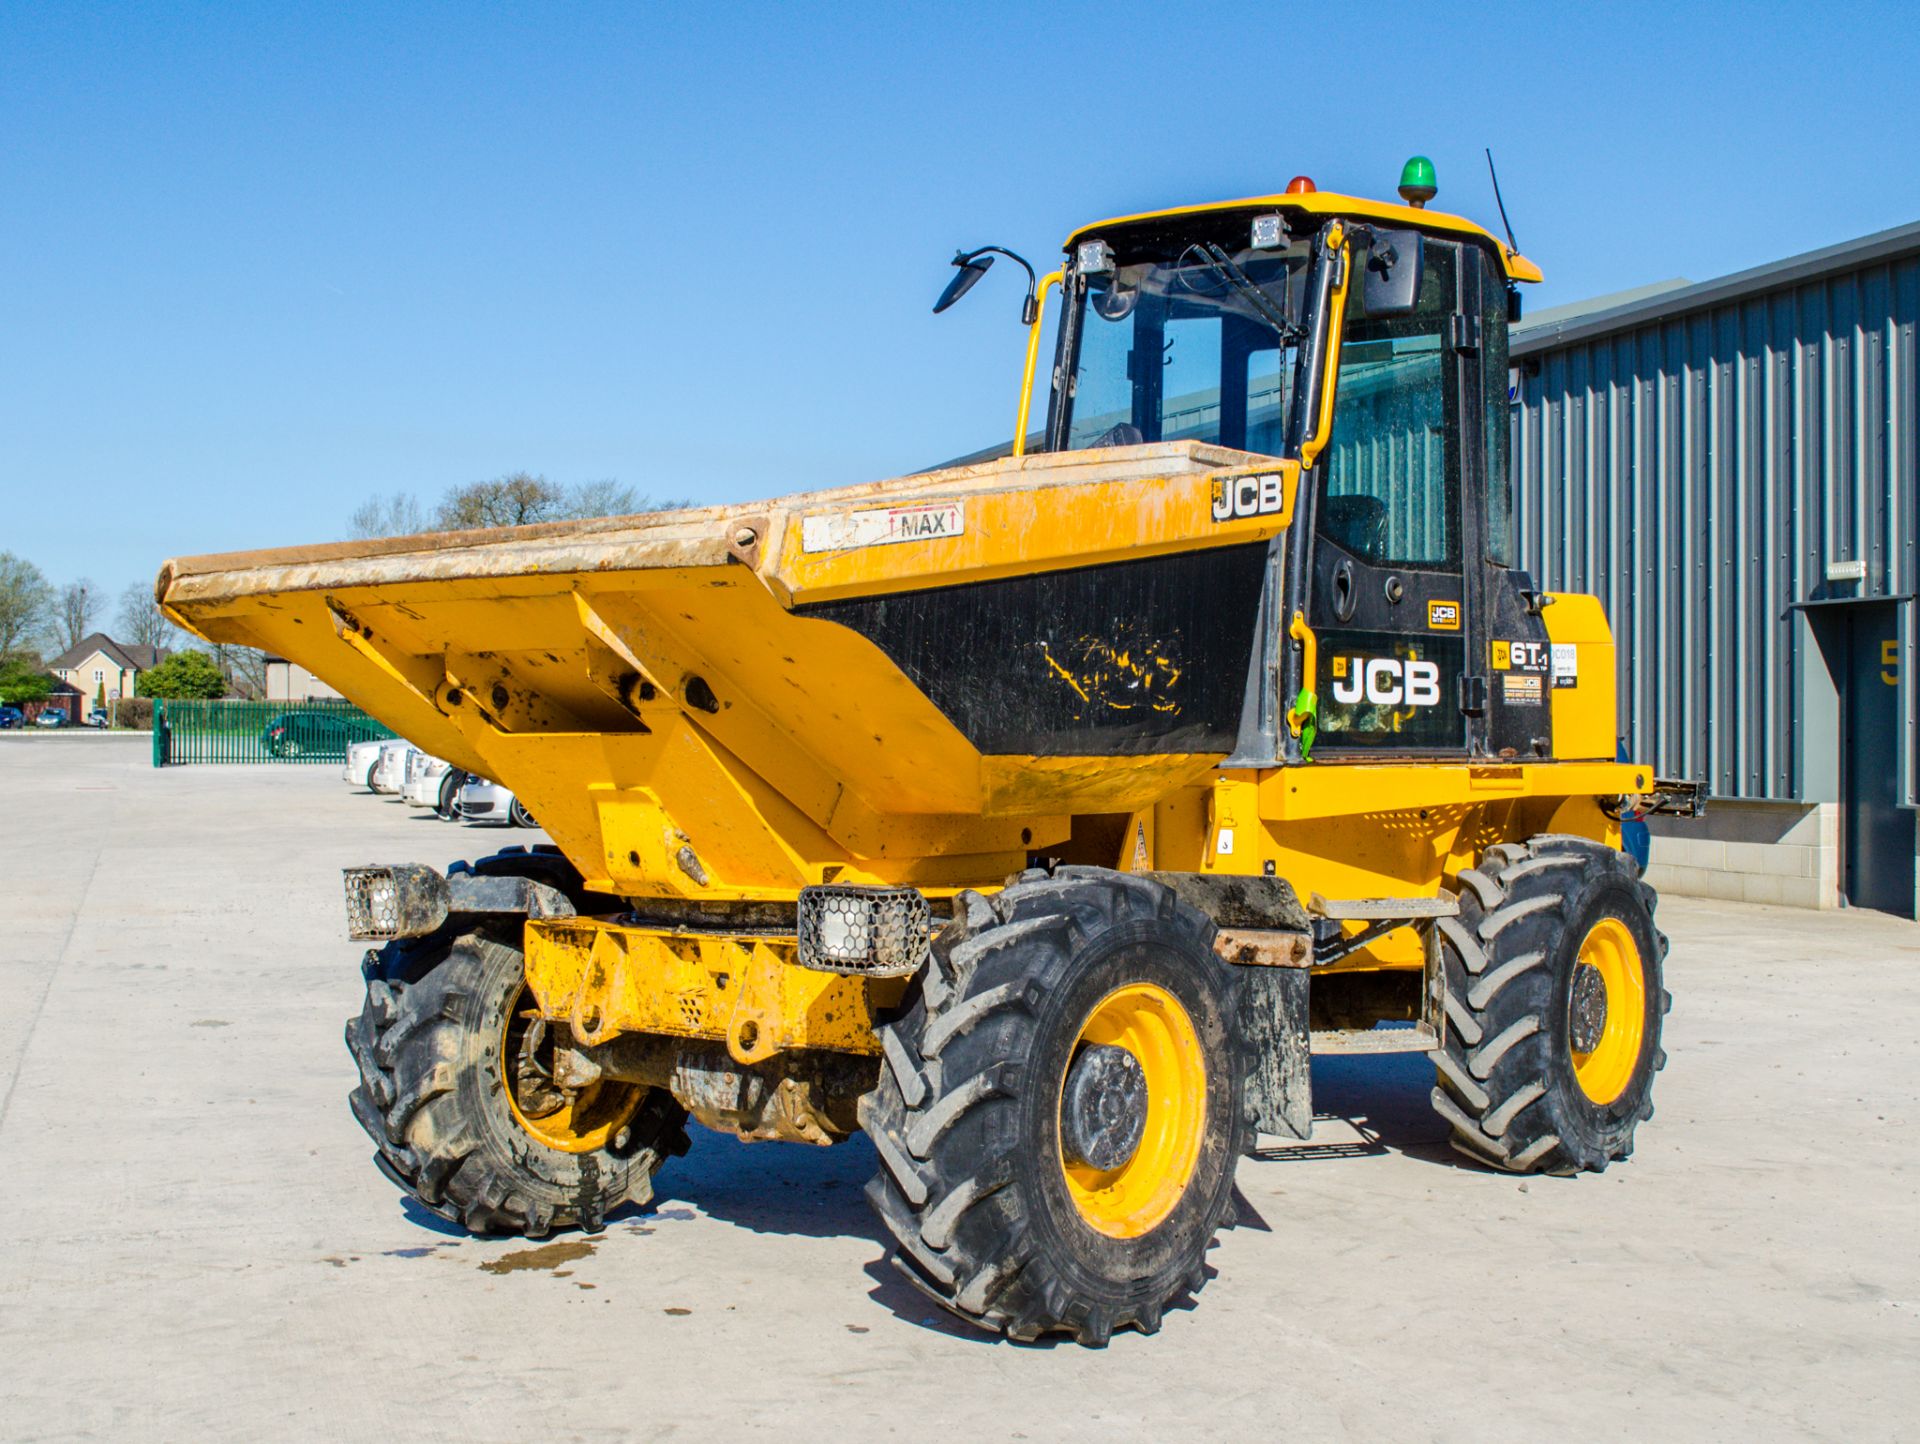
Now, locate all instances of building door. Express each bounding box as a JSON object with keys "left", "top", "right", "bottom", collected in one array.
[{"left": 1841, "top": 602, "right": 1914, "bottom": 917}]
